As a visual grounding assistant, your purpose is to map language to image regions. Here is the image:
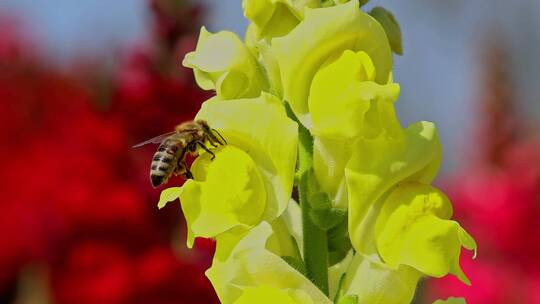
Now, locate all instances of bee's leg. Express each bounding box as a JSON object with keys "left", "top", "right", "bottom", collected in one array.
[
  {"left": 183, "top": 168, "right": 193, "bottom": 179},
  {"left": 212, "top": 129, "right": 227, "bottom": 145},
  {"left": 197, "top": 141, "right": 216, "bottom": 160},
  {"left": 175, "top": 159, "right": 193, "bottom": 179},
  {"left": 207, "top": 136, "right": 219, "bottom": 148}
]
